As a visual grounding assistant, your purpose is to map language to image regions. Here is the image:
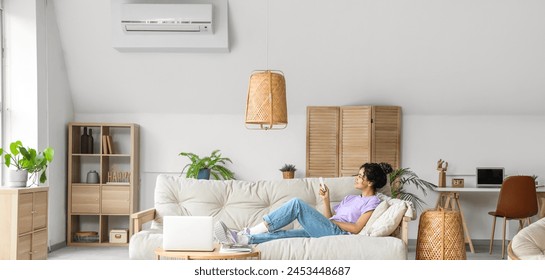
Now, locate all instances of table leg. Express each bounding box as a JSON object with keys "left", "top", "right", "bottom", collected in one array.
[
  {"left": 444, "top": 195, "right": 452, "bottom": 210},
  {"left": 435, "top": 194, "right": 442, "bottom": 209},
  {"left": 453, "top": 194, "right": 475, "bottom": 253},
  {"left": 436, "top": 193, "right": 451, "bottom": 210}
]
